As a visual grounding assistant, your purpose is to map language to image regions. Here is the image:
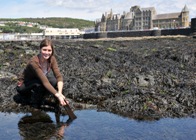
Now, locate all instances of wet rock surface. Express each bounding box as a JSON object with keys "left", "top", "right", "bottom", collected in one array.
[{"left": 0, "top": 36, "right": 196, "bottom": 120}]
